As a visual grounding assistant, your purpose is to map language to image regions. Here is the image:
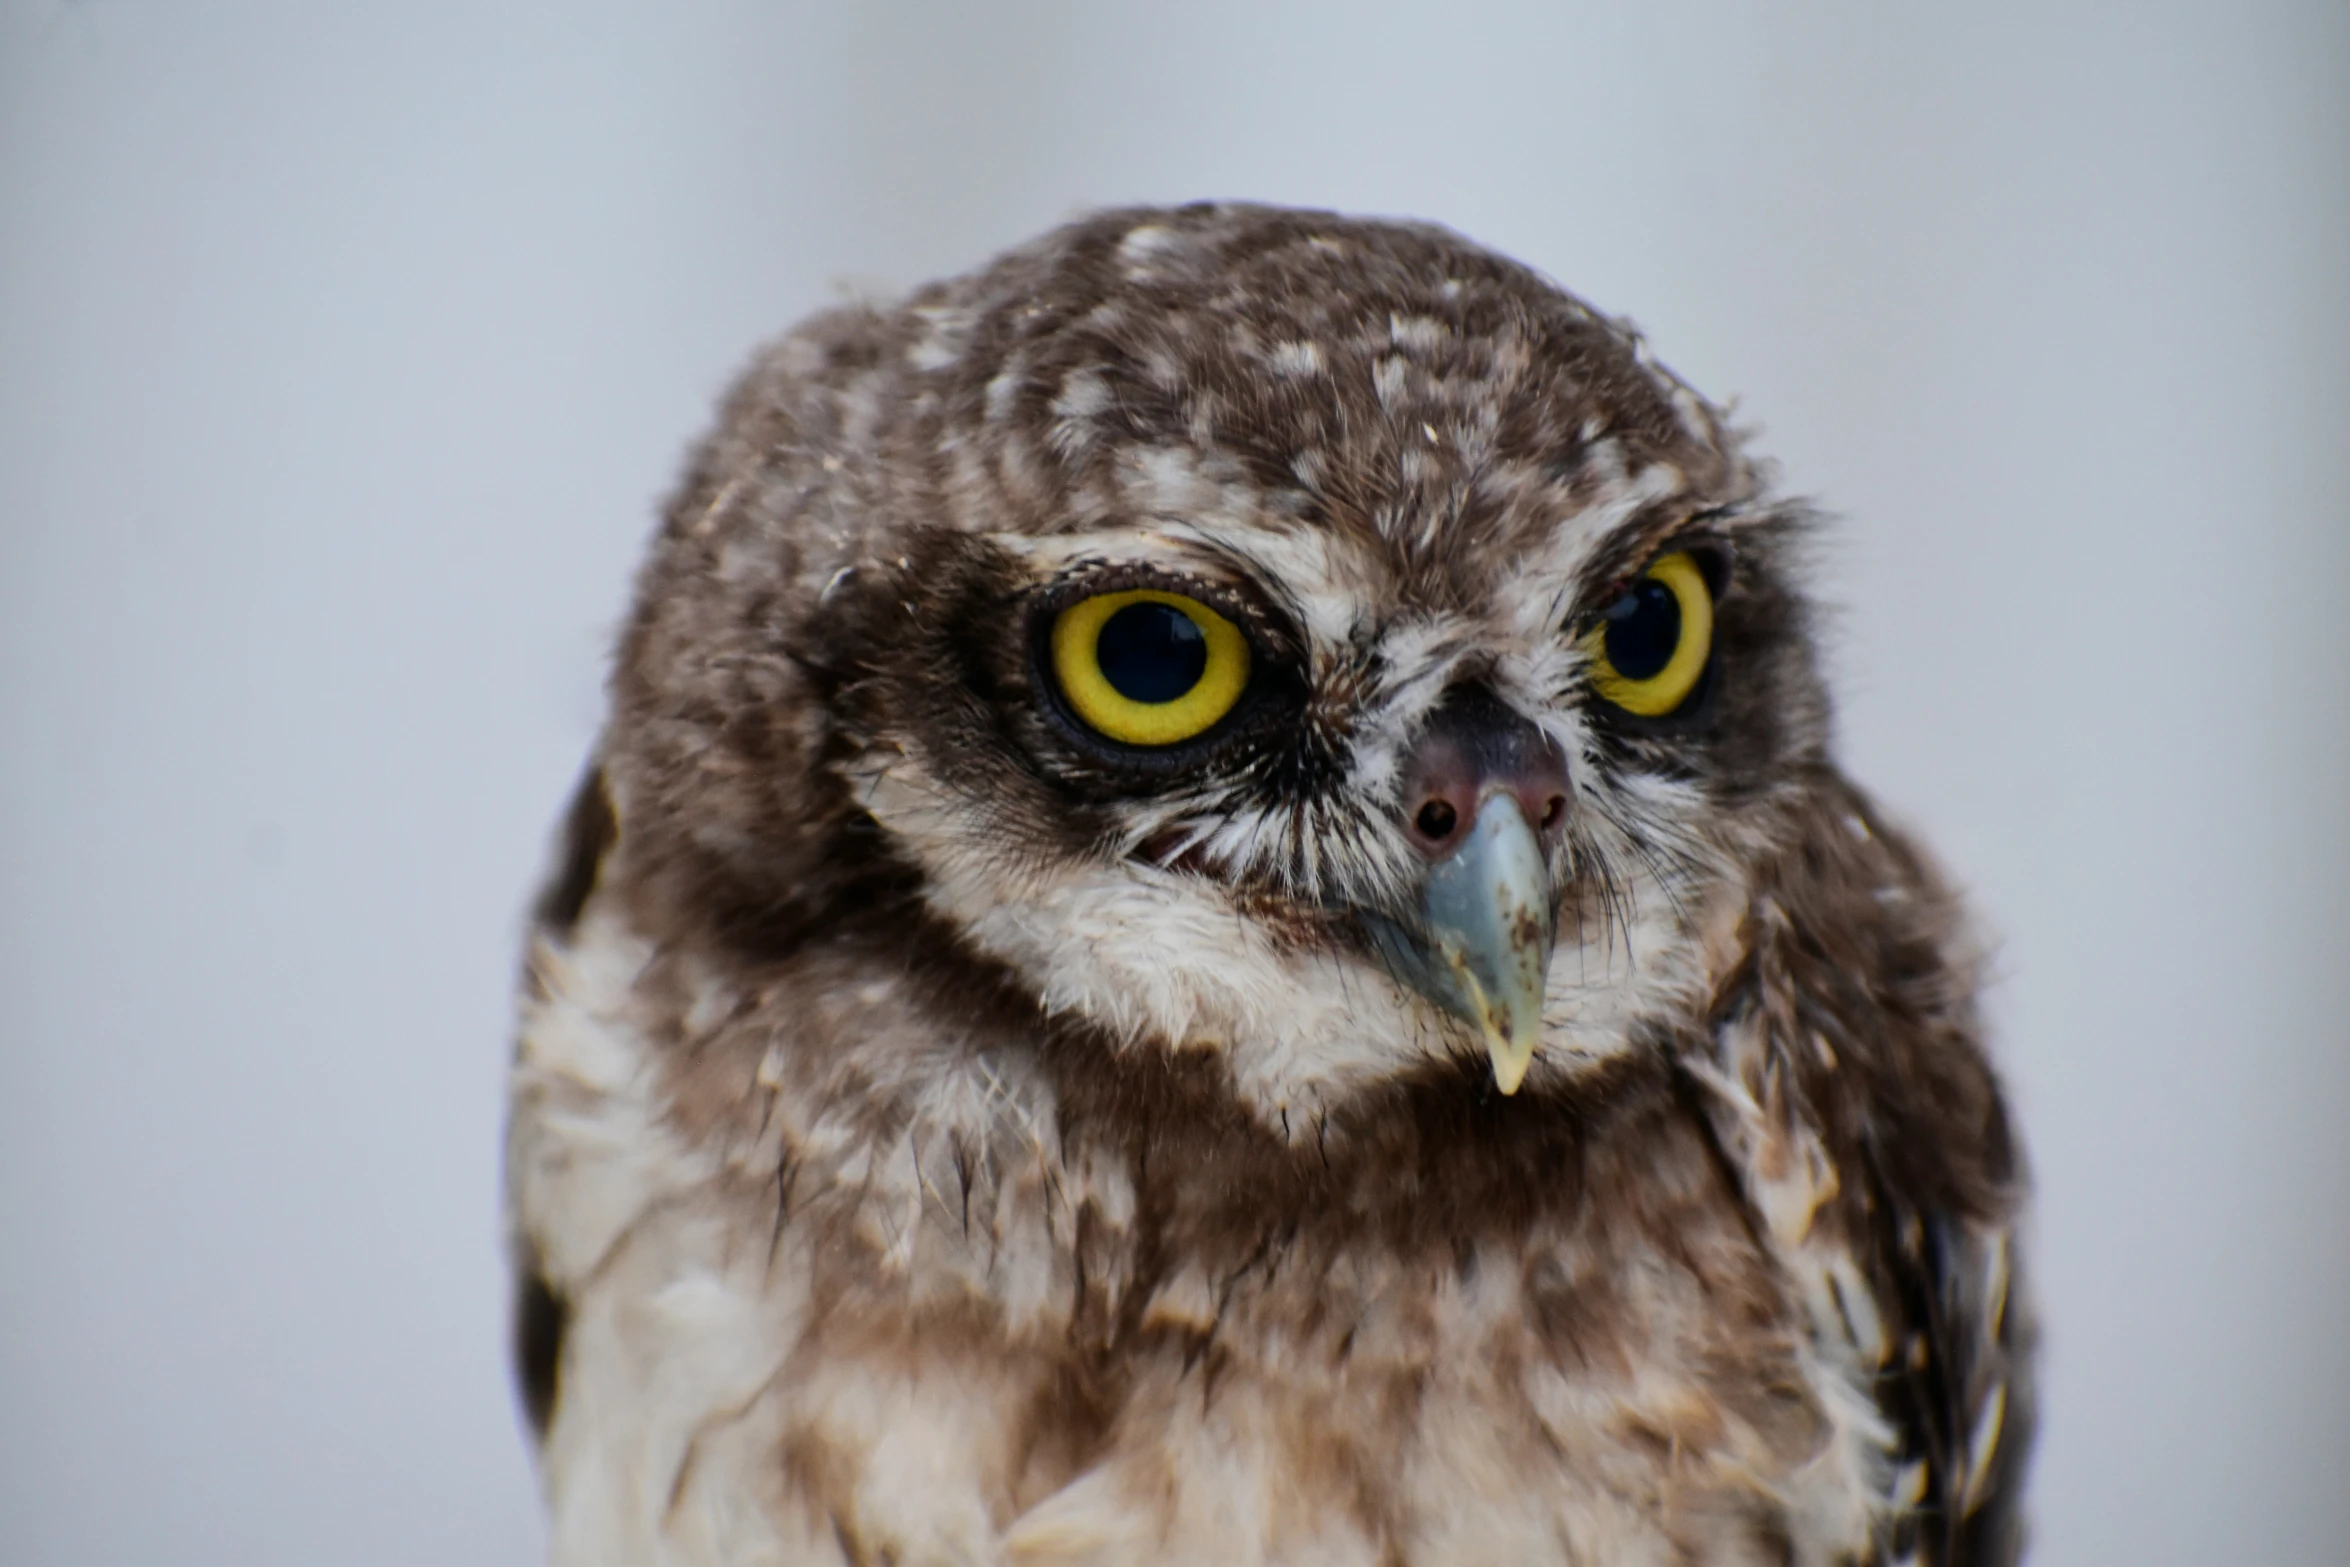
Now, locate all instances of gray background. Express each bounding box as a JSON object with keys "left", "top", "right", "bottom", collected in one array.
[{"left": 3, "top": 2, "right": 2344, "bottom": 1562}]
